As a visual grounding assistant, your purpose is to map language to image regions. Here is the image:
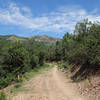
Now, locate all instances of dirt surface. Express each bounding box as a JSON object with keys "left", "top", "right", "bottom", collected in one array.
[{"left": 12, "top": 66, "right": 86, "bottom": 100}]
